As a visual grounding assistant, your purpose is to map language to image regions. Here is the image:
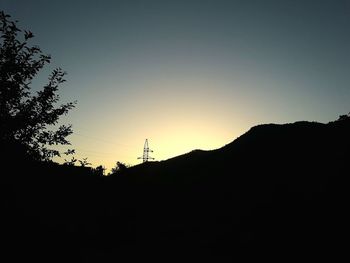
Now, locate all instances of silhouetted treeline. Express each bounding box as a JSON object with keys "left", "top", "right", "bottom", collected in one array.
[{"left": 3, "top": 115, "right": 349, "bottom": 262}]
